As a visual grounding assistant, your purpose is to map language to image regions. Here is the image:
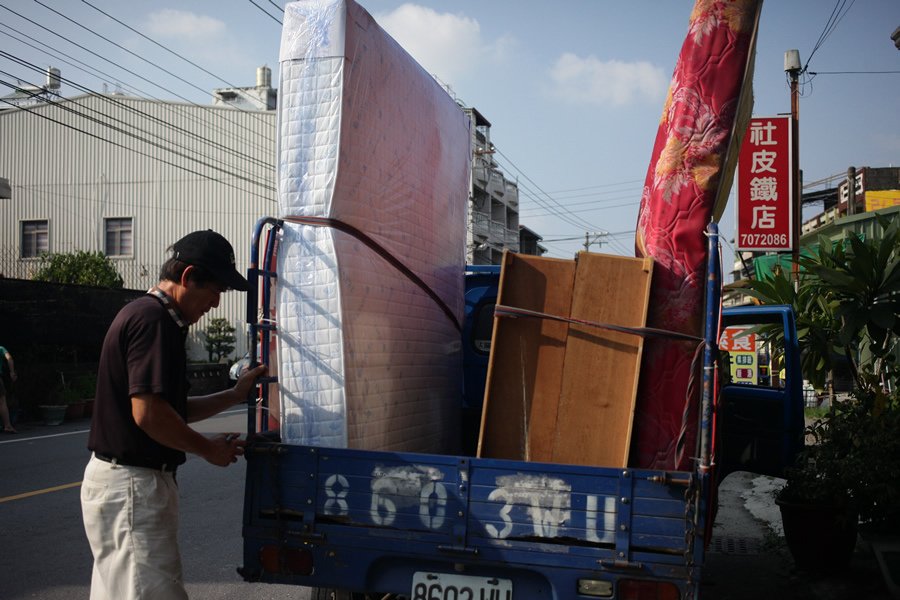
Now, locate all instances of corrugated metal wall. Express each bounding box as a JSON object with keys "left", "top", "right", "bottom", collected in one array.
[{"left": 0, "top": 93, "right": 276, "bottom": 359}]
